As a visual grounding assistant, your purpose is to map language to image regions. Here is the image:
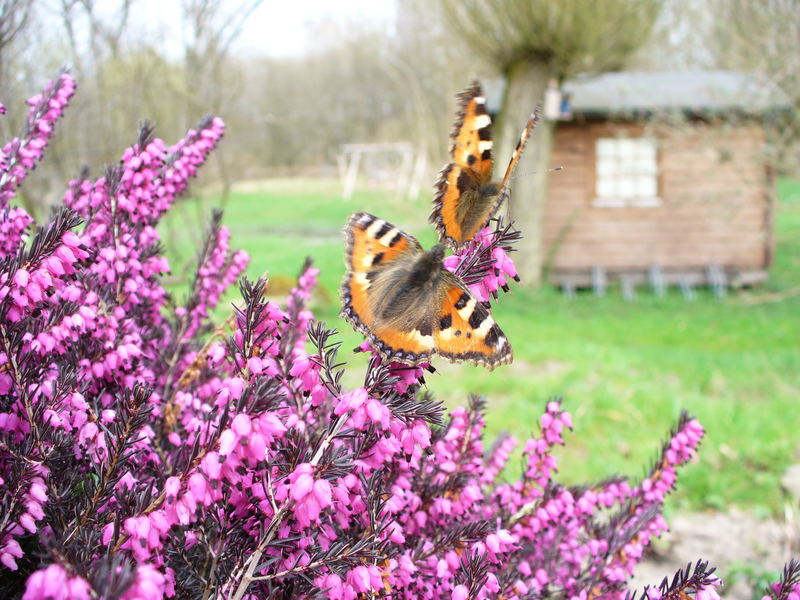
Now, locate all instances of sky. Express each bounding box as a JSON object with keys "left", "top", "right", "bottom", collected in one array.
[
  {"left": 234, "top": 1, "right": 397, "bottom": 57},
  {"left": 131, "top": 0, "right": 397, "bottom": 58}
]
